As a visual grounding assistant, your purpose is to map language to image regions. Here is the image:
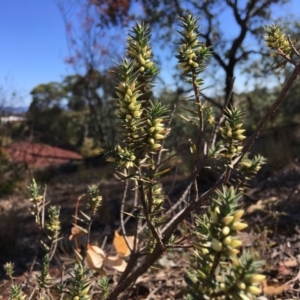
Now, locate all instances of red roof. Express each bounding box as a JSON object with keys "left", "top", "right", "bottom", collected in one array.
[{"left": 4, "top": 141, "right": 82, "bottom": 168}]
